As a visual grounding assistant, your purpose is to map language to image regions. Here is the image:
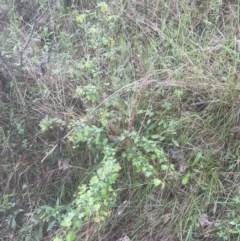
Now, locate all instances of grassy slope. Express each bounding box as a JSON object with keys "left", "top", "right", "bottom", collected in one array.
[{"left": 1, "top": 0, "right": 240, "bottom": 240}]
